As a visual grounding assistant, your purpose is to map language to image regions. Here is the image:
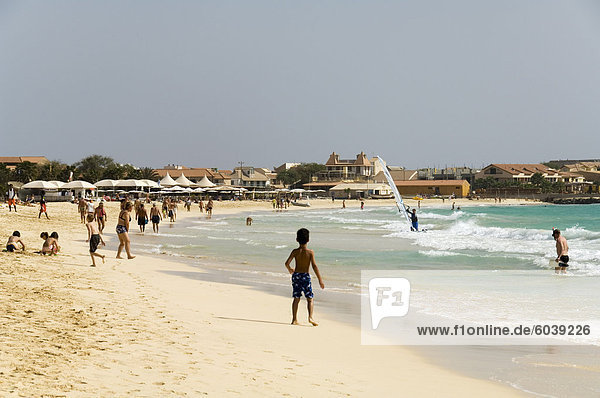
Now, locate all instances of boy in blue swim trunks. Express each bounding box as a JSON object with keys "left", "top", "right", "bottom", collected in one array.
[{"left": 285, "top": 228, "right": 325, "bottom": 326}]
